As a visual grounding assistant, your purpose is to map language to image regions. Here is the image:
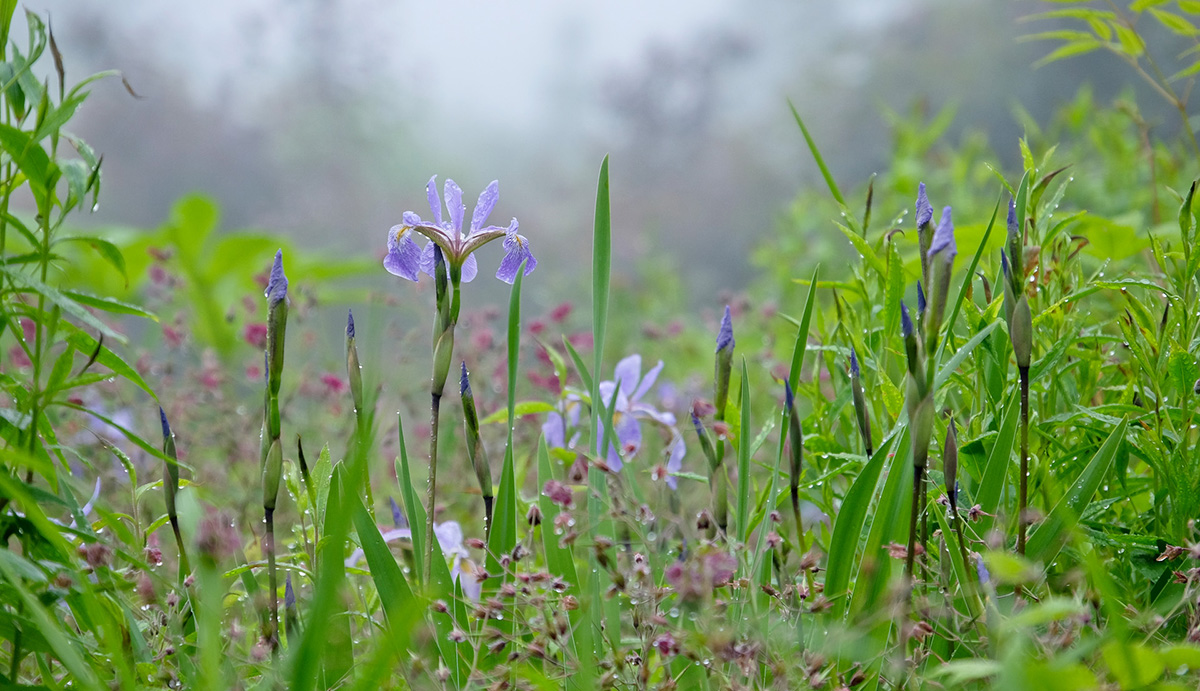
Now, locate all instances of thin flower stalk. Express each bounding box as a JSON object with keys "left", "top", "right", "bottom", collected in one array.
[
  {"left": 784, "top": 379, "right": 814, "bottom": 595},
  {"left": 261, "top": 249, "right": 288, "bottom": 651},
  {"left": 1004, "top": 198, "right": 1034, "bottom": 555},
  {"left": 712, "top": 306, "right": 734, "bottom": 532}
]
